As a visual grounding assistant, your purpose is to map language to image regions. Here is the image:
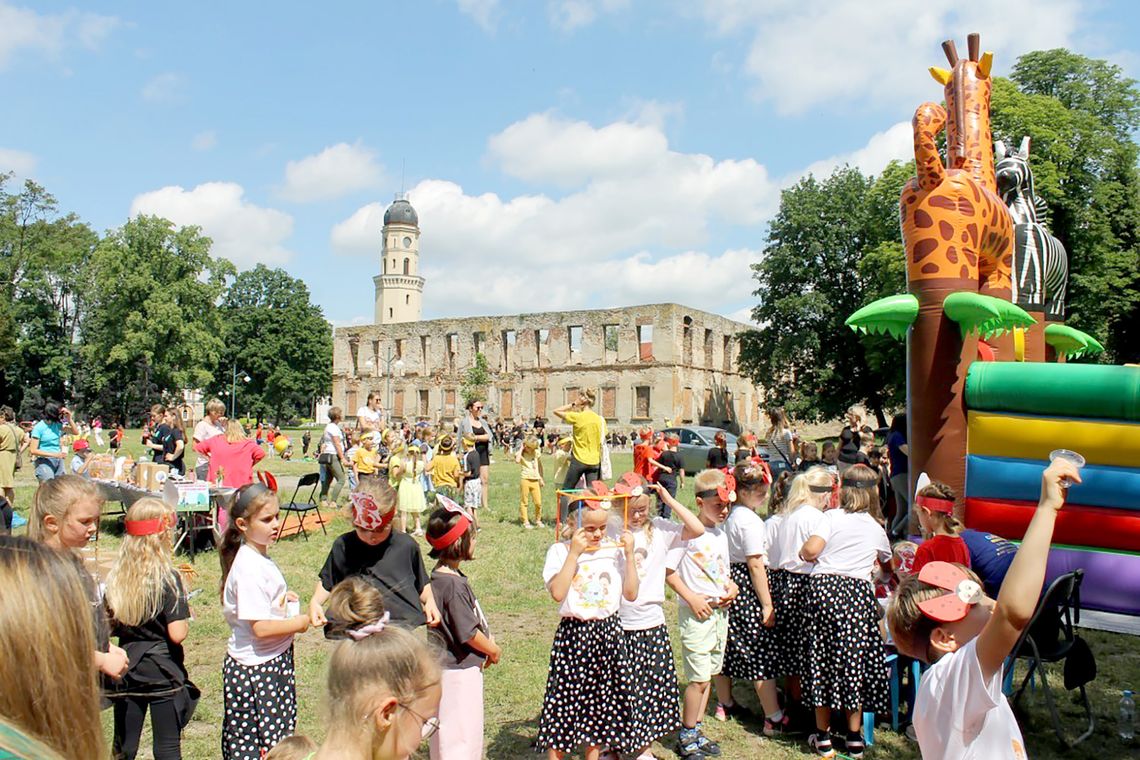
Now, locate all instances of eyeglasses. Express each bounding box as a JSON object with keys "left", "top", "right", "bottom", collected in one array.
[{"left": 400, "top": 703, "right": 441, "bottom": 740}]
